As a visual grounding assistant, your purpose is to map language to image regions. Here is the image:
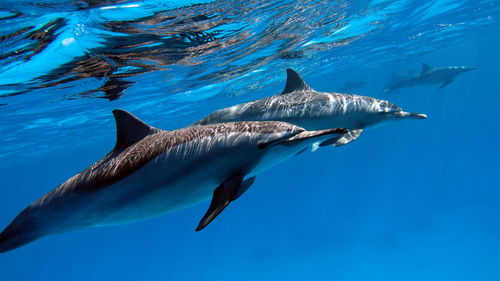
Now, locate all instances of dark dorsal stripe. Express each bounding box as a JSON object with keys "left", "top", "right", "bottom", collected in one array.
[{"left": 63, "top": 121, "right": 302, "bottom": 193}]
